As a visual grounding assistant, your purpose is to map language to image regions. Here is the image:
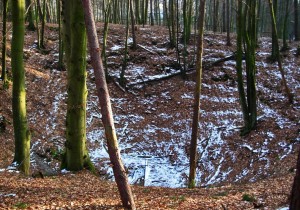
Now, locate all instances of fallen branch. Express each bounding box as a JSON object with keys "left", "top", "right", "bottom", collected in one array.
[{"left": 126, "top": 53, "right": 240, "bottom": 88}]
